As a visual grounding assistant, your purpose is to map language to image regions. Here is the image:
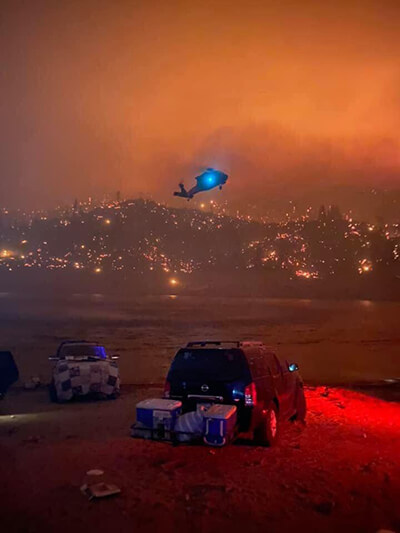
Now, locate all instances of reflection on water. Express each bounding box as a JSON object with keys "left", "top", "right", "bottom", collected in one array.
[
  {"left": 359, "top": 300, "right": 374, "bottom": 308},
  {"left": 0, "top": 292, "right": 389, "bottom": 326},
  {"left": 0, "top": 292, "right": 398, "bottom": 385}
]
